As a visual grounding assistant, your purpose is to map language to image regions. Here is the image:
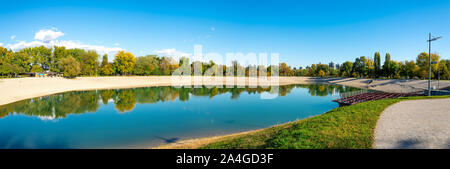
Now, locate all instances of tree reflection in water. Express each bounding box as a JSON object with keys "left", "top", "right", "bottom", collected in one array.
[{"left": 0, "top": 84, "right": 359, "bottom": 119}]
